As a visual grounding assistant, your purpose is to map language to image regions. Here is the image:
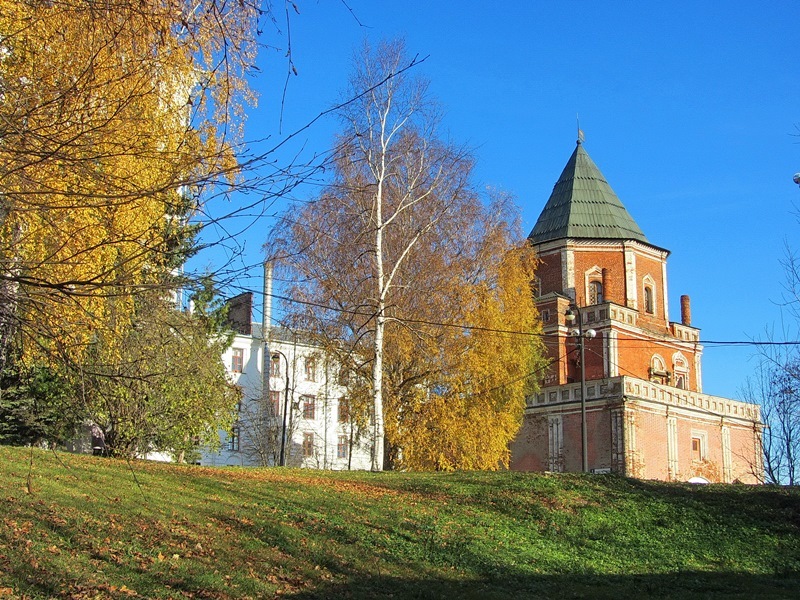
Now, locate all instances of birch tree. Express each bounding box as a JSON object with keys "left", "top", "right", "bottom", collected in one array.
[{"left": 270, "top": 41, "right": 545, "bottom": 470}]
